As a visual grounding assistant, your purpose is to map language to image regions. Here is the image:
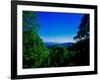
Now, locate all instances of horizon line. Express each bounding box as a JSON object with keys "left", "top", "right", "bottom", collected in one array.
[{"left": 42, "top": 41, "right": 76, "bottom": 43}]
